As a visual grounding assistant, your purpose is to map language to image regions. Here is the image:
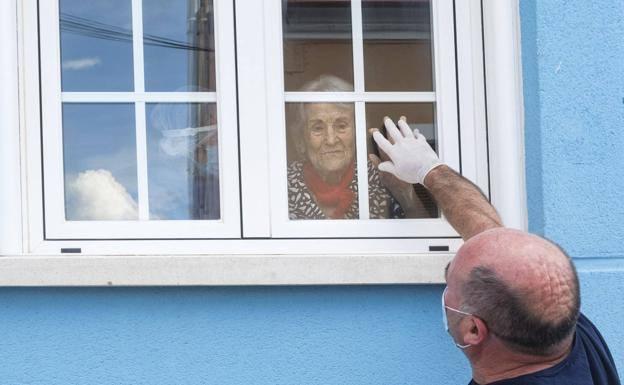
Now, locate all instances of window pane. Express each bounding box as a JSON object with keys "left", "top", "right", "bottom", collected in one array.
[
  {"left": 366, "top": 103, "right": 439, "bottom": 218},
  {"left": 362, "top": 0, "right": 433, "bottom": 91},
  {"left": 146, "top": 103, "right": 220, "bottom": 220},
  {"left": 62, "top": 103, "right": 138, "bottom": 220},
  {"left": 286, "top": 102, "right": 360, "bottom": 219},
  {"left": 143, "top": 0, "right": 216, "bottom": 92},
  {"left": 60, "top": 0, "right": 134, "bottom": 91},
  {"left": 283, "top": 0, "right": 354, "bottom": 91}
]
